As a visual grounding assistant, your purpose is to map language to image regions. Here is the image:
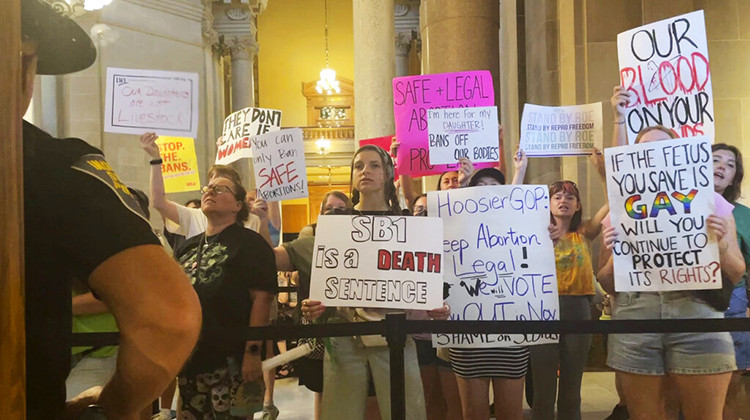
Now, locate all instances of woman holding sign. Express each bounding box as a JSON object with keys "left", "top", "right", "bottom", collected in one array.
[
  {"left": 598, "top": 120, "right": 746, "bottom": 420},
  {"left": 301, "top": 144, "right": 450, "bottom": 420},
  {"left": 712, "top": 143, "right": 750, "bottom": 420}
]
